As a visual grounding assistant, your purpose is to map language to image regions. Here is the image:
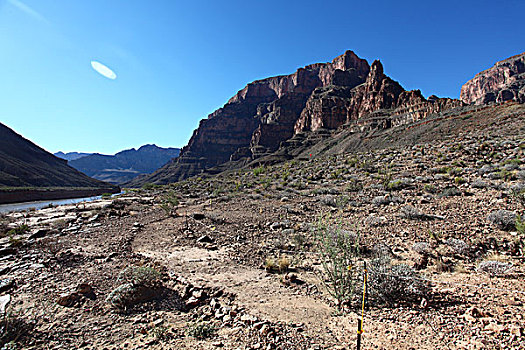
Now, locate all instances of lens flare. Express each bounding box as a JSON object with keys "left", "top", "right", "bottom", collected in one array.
[{"left": 90, "top": 61, "right": 117, "bottom": 80}]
